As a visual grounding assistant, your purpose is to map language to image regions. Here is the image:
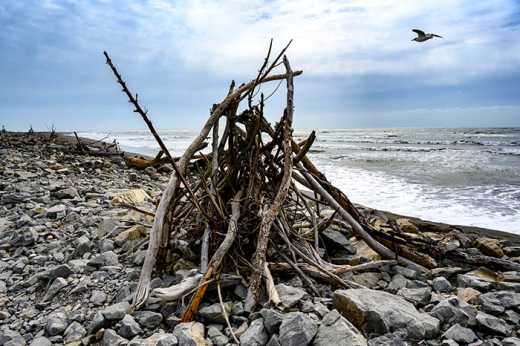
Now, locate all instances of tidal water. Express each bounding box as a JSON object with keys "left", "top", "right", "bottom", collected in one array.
[{"left": 79, "top": 128, "right": 520, "bottom": 233}]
